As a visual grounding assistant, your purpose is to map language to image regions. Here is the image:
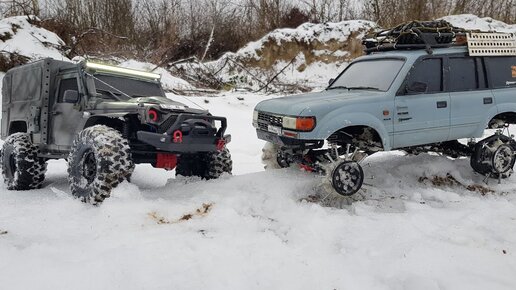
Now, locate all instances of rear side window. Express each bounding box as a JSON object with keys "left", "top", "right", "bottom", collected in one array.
[
  {"left": 449, "top": 57, "right": 477, "bottom": 91},
  {"left": 57, "top": 78, "right": 79, "bottom": 103},
  {"left": 405, "top": 58, "right": 442, "bottom": 94},
  {"left": 485, "top": 56, "right": 516, "bottom": 88}
]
